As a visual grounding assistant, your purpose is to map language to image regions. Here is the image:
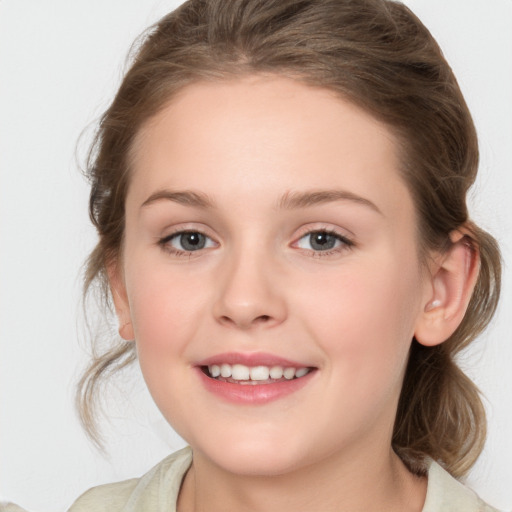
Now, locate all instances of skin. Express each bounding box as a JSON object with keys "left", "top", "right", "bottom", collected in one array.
[{"left": 111, "top": 75, "right": 478, "bottom": 512}]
